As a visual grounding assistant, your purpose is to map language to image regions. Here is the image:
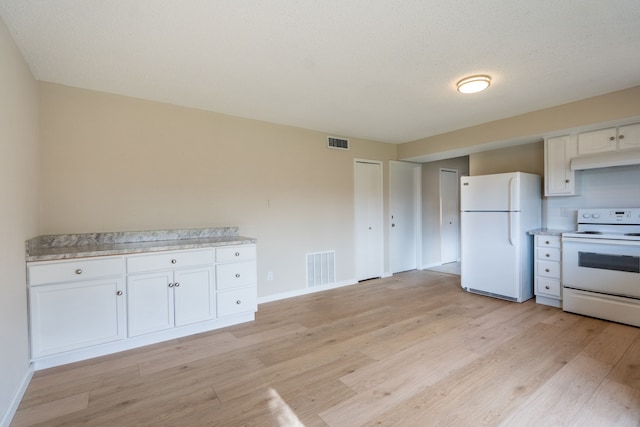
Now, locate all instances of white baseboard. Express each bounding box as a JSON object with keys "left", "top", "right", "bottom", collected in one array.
[
  {"left": 421, "top": 262, "right": 442, "bottom": 269},
  {"left": 1, "top": 364, "right": 34, "bottom": 427},
  {"left": 258, "top": 279, "right": 358, "bottom": 304}
]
